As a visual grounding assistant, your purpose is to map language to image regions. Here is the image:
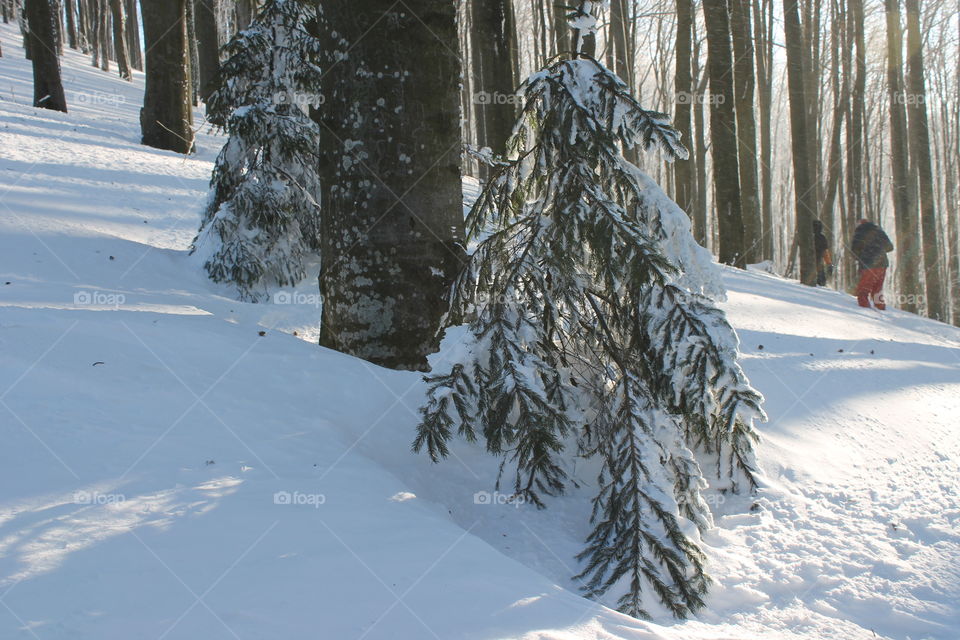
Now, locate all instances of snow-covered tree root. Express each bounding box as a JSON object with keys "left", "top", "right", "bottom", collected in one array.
[{"left": 413, "top": 55, "right": 765, "bottom": 619}]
